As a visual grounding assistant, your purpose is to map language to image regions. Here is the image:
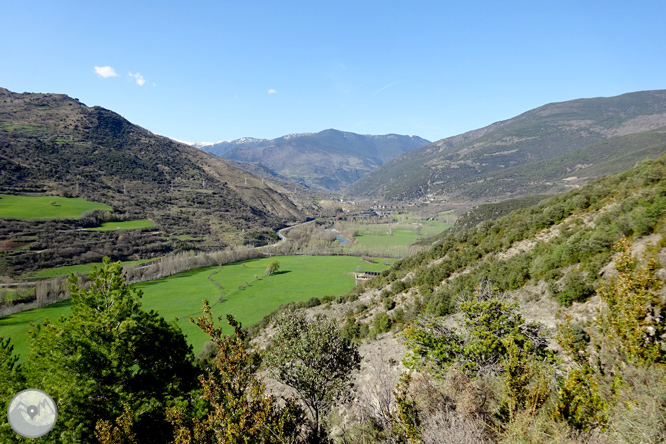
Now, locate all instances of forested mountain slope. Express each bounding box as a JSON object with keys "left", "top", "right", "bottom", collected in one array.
[
  {"left": 362, "top": 154, "right": 666, "bottom": 313},
  {"left": 346, "top": 90, "right": 666, "bottom": 202},
  {"left": 0, "top": 88, "right": 317, "bottom": 274}
]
